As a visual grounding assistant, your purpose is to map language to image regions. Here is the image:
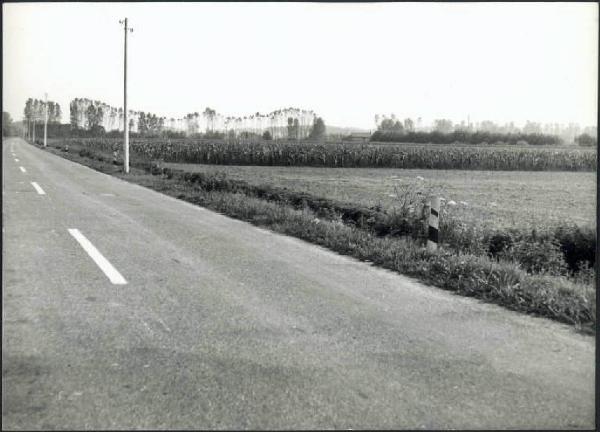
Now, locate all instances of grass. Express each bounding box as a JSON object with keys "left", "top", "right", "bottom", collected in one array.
[
  {"left": 163, "top": 163, "right": 596, "bottom": 229},
  {"left": 37, "top": 139, "right": 596, "bottom": 333}
]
